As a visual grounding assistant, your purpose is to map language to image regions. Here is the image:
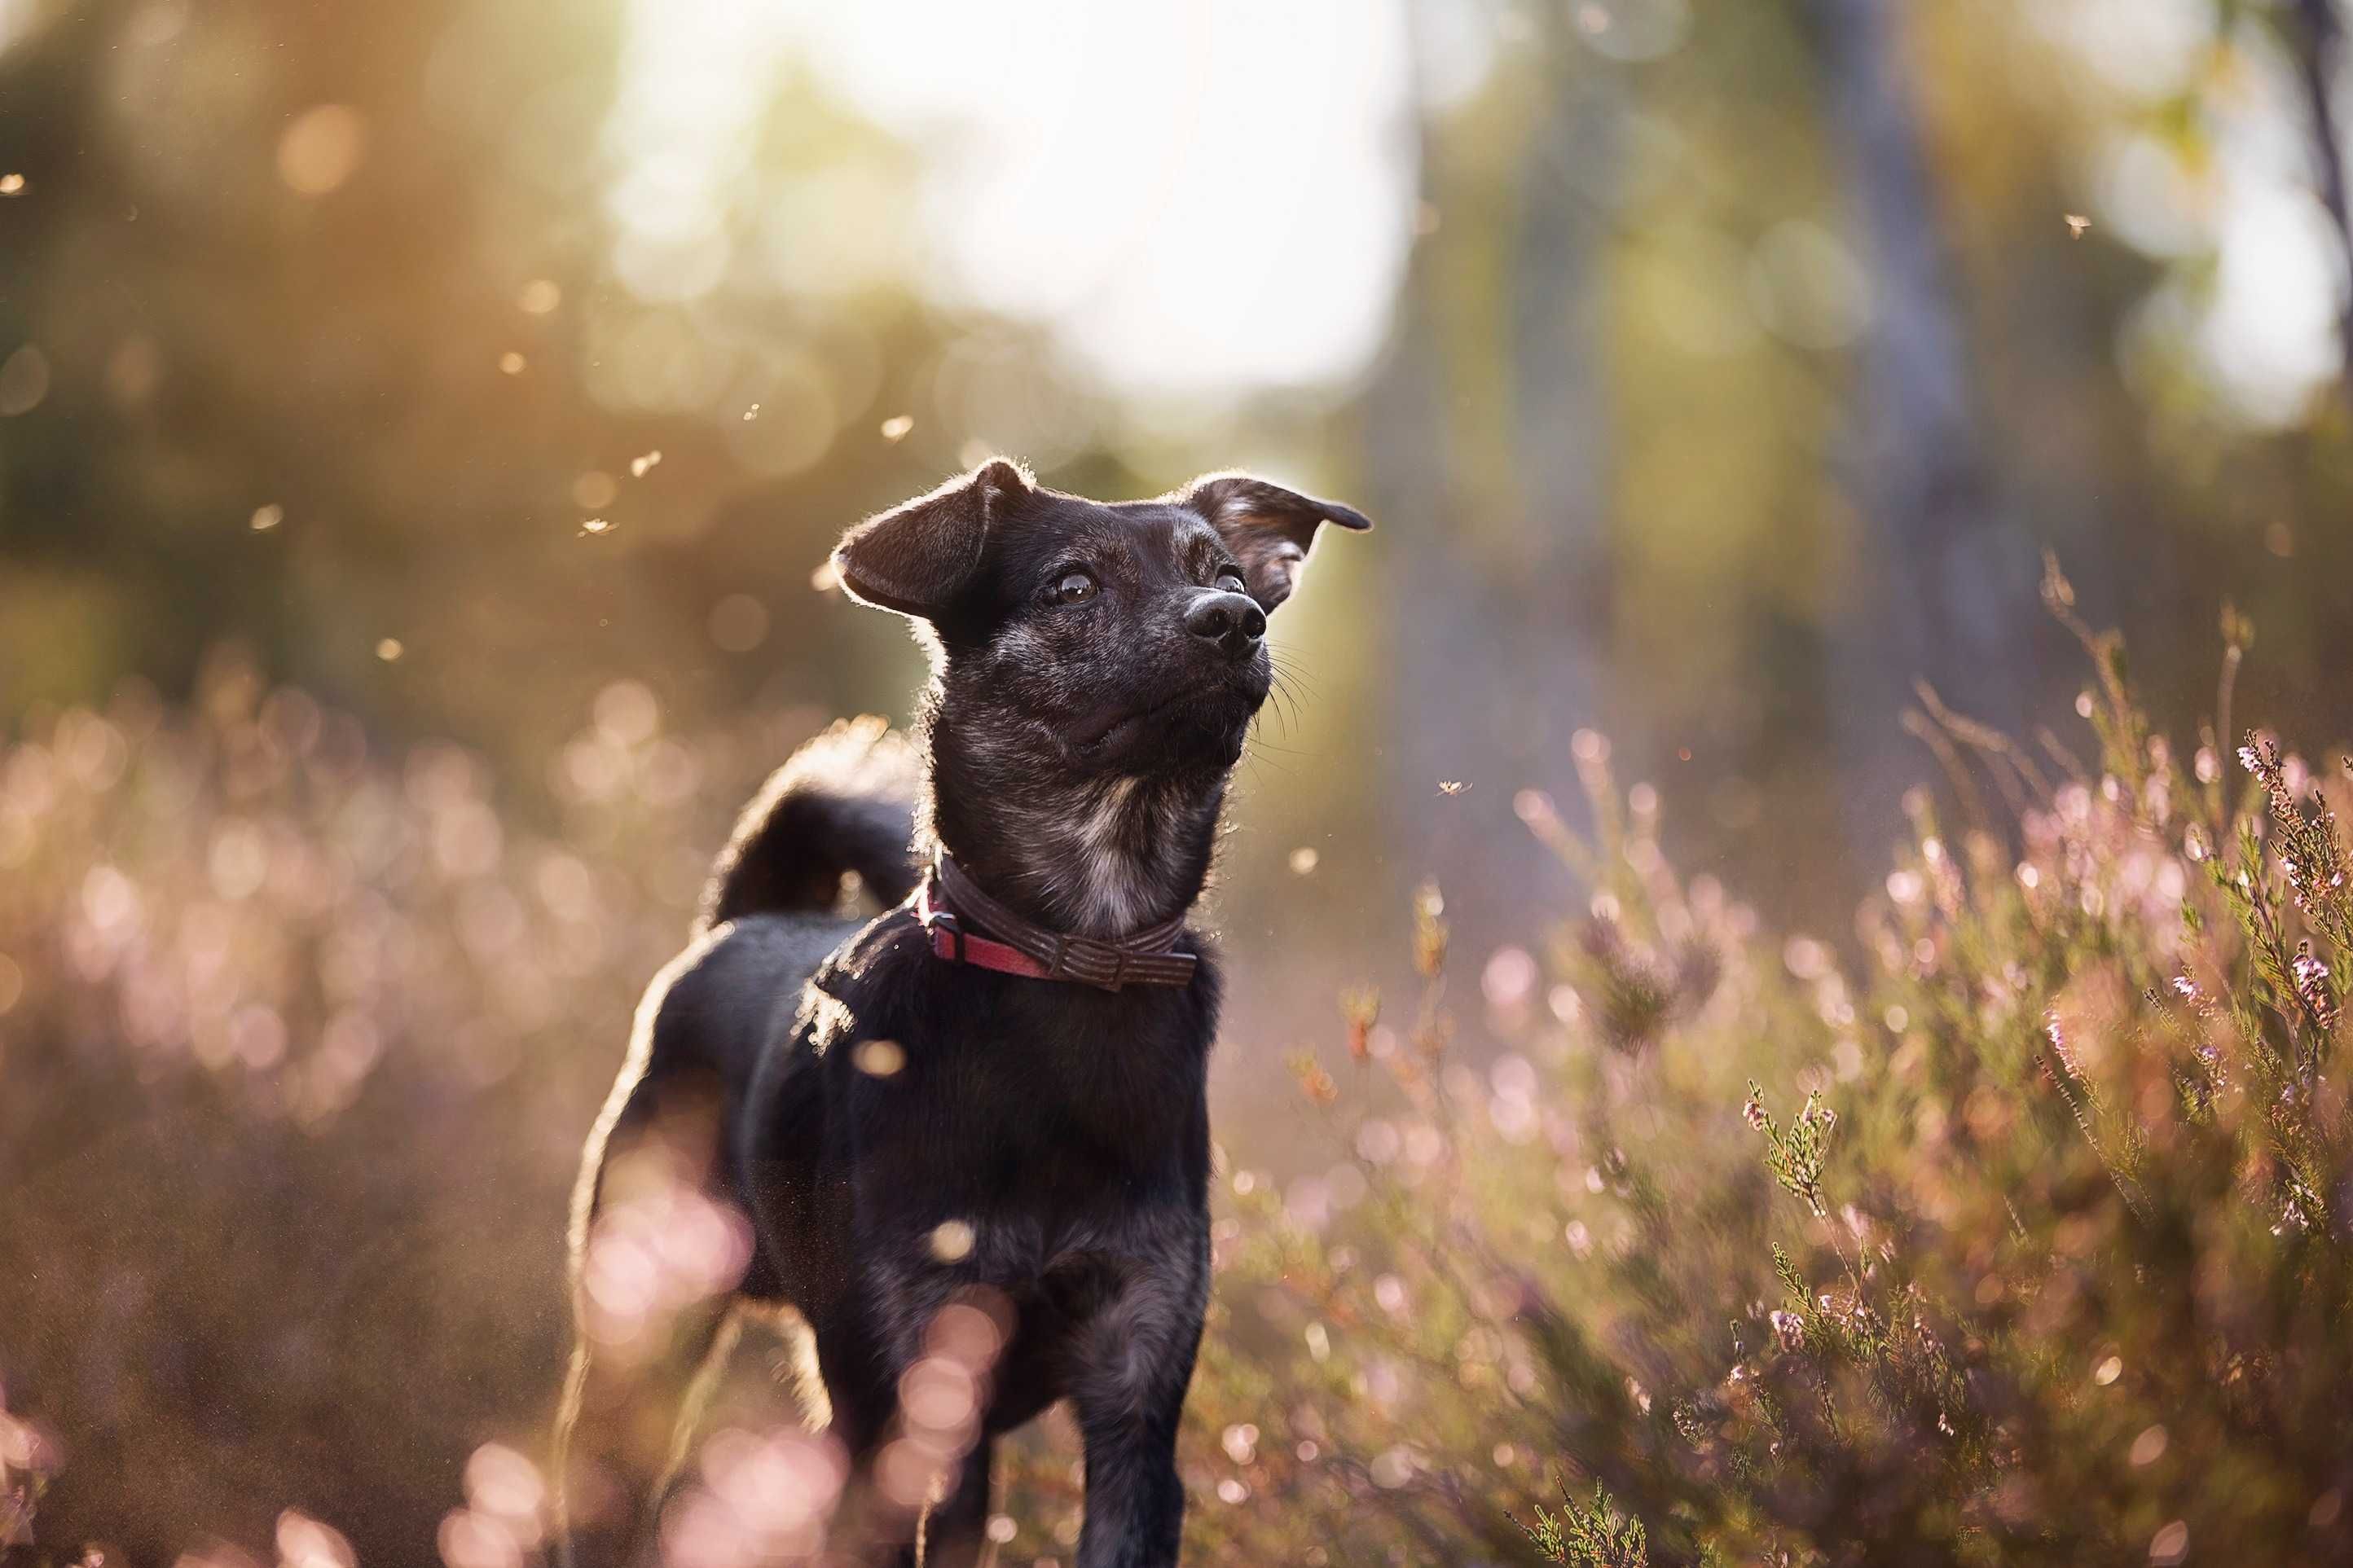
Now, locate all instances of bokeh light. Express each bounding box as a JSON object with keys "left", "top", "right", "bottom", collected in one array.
[{"left": 8, "top": 0, "right": 2353, "bottom": 1561}]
